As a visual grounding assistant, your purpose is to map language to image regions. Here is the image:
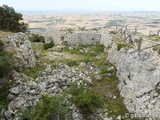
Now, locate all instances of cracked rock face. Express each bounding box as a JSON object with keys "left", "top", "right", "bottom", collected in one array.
[
  {"left": 2, "top": 32, "right": 36, "bottom": 70},
  {"left": 107, "top": 43, "right": 160, "bottom": 118}
]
